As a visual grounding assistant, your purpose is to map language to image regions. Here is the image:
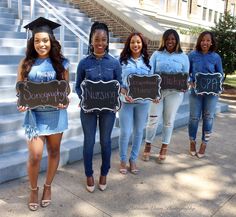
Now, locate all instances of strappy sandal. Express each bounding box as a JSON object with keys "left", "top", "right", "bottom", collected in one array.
[
  {"left": 156, "top": 145, "right": 168, "bottom": 164},
  {"left": 28, "top": 186, "right": 39, "bottom": 211},
  {"left": 129, "top": 160, "right": 139, "bottom": 175},
  {"left": 119, "top": 162, "right": 127, "bottom": 175},
  {"left": 189, "top": 140, "right": 197, "bottom": 156},
  {"left": 41, "top": 184, "right": 51, "bottom": 208},
  {"left": 142, "top": 143, "right": 151, "bottom": 161}
]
